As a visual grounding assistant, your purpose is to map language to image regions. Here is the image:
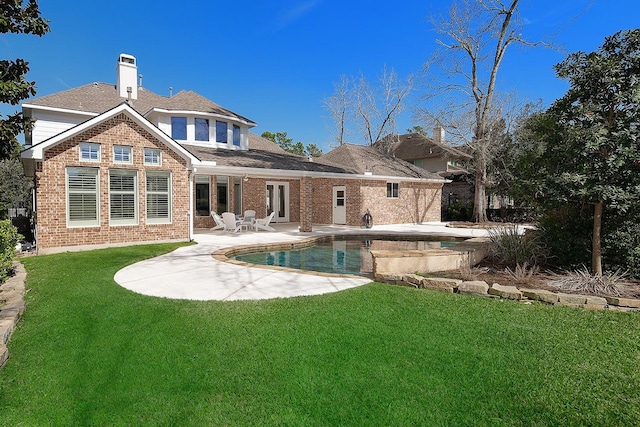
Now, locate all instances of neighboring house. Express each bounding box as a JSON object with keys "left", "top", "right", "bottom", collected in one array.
[
  {"left": 376, "top": 129, "right": 474, "bottom": 209},
  {"left": 21, "top": 54, "right": 444, "bottom": 253}
]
